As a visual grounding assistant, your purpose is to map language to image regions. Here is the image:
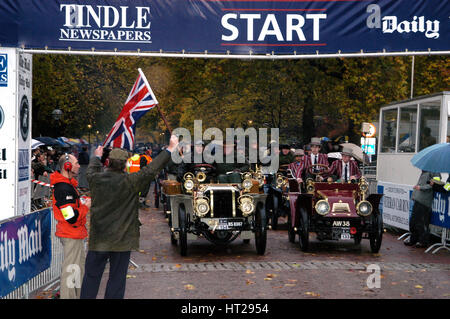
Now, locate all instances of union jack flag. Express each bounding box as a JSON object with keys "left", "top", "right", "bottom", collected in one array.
[{"left": 103, "top": 69, "right": 158, "bottom": 151}]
